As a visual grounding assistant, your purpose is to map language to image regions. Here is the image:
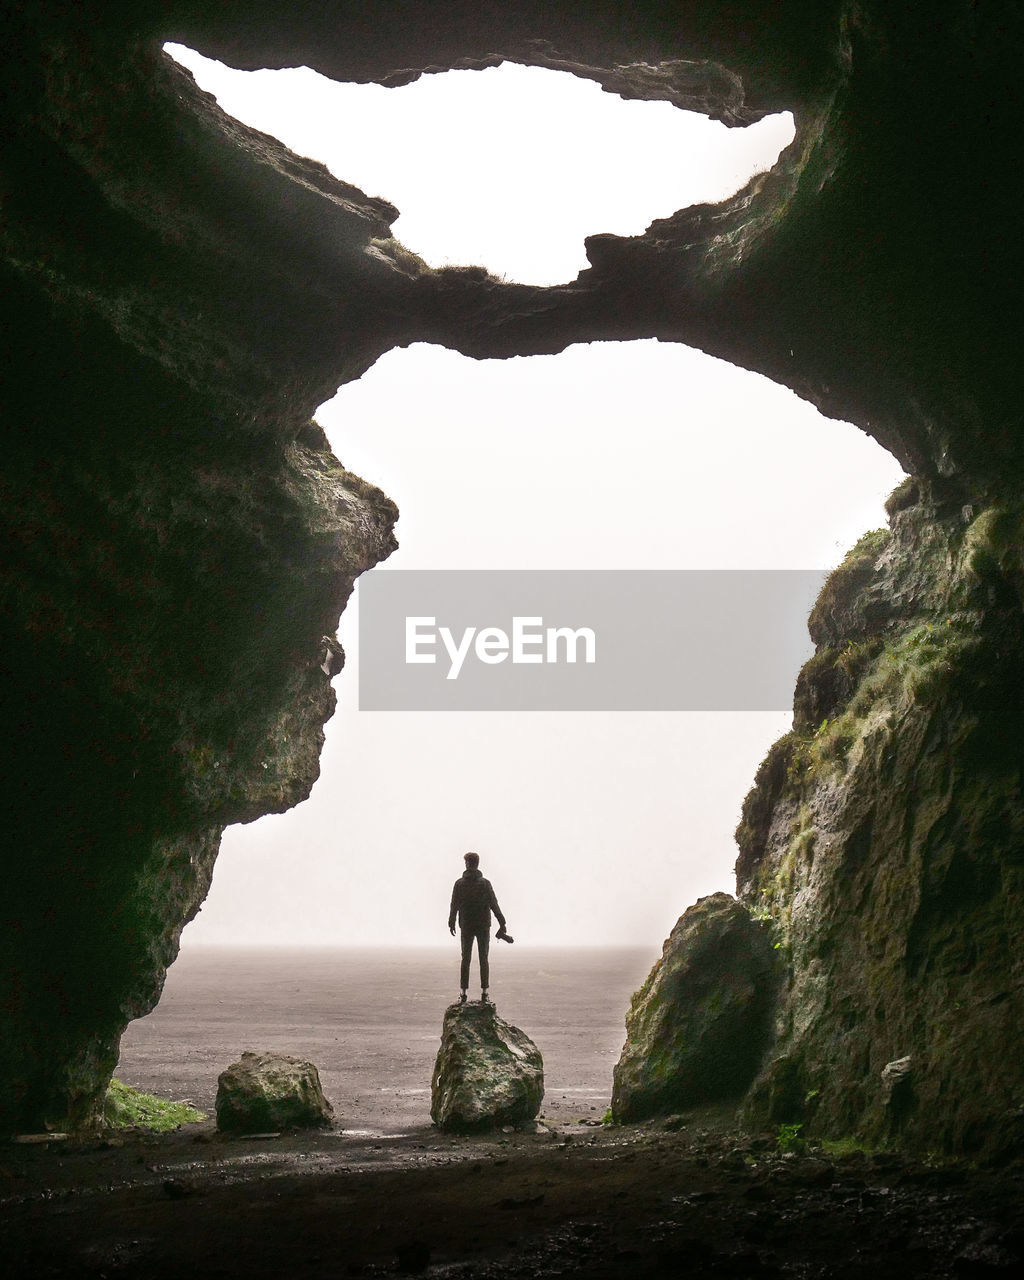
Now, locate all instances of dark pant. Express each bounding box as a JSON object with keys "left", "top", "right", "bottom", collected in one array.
[{"left": 460, "top": 926, "right": 490, "bottom": 991}]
